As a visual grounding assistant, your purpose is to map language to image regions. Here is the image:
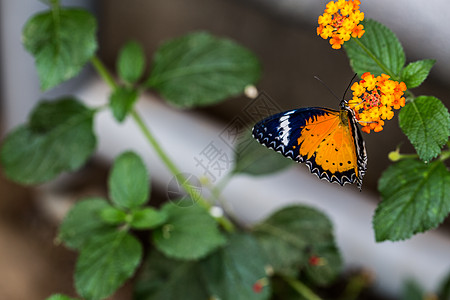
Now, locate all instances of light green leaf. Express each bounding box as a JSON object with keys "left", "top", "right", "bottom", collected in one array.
[
  {"left": 0, "top": 98, "right": 96, "bottom": 184},
  {"left": 152, "top": 202, "right": 226, "bottom": 260},
  {"left": 23, "top": 9, "right": 97, "bottom": 90},
  {"left": 75, "top": 230, "right": 142, "bottom": 300},
  {"left": 130, "top": 207, "right": 168, "bottom": 230},
  {"left": 374, "top": 159, "right": 450, "bottom": 242},
  {"left": 134, "top": 250, "right": 208, "bottom": 300},
  {"left": 344, "top": 19, "right": 405, "bottom": 78},
  {"left": 147, "top": 32, "right": 261, "bottom": 108},
  {"left": 109, "top": 87, "right": 138, "bottom": 122},
  {"left": 201, "top": 233, "right": 271, "bottom": 300},
  {"left": 400, "top": 59, "right": 436, "bottom": 89},
  {"left": 46, "top": 294, "right": 78, "bottom": 300},
  {"left": 253, "top": 205, "right": 341, "bottom": 285},
  {"left": 117, "top": 40, "right": 146, "bottom": 83},
  {"left": 109, "top": 151, "right": 150, "bottom": 209},
  {"left": 100, "top": 206, "right": 127, "bottom": 225},
  {"left": 233, "top": 130, "right": 294, "bottom": 176},
  {"left": 59, "top": 198, "right": 114, "bottom": 250},
  {"left": 399, "top": 96, "right": 449, "bottom": 162}
]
